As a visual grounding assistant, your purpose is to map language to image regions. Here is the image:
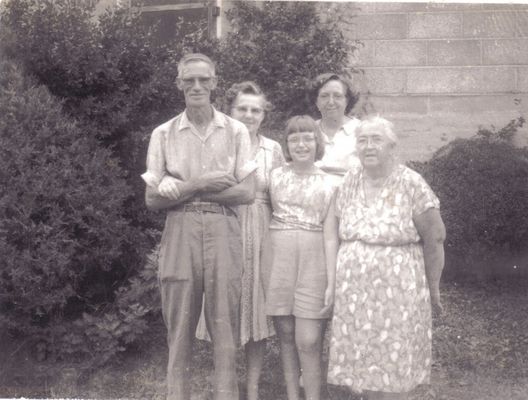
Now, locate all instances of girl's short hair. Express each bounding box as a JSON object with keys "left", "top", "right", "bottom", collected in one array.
[
  {"left": 311, "top": 73, "right": 359, "bottom": 115},
  {"left": 224, "top": 81, "right": 272, "bottom": 113},
  {"left": 283, "top": 115, "right": 325, "bottom": 162},
  {"left": 357, "top": 115, "right": 398, "bottom": 145}
]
